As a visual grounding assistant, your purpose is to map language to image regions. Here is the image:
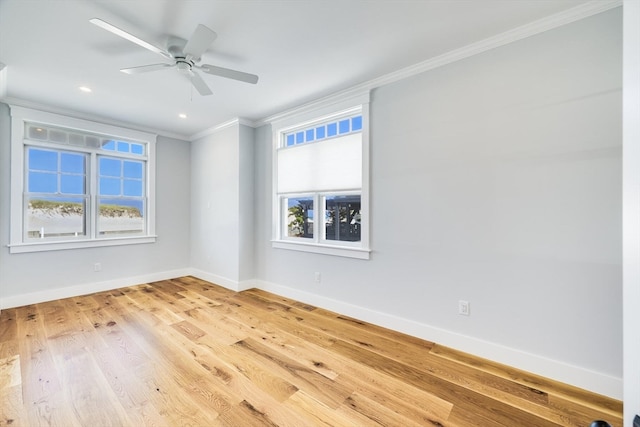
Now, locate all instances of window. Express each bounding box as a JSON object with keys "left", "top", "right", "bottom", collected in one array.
[
  {"left": 270, "top": 92, "right": 370, "bottom": 259},
  {"left": 9, "top": 106, "right": 156, "bottom": 253}
]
